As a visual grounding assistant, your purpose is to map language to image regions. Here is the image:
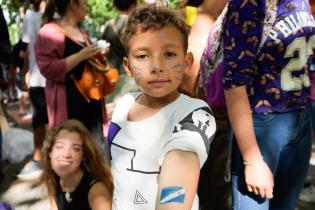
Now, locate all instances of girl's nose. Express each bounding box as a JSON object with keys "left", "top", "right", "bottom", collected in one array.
[{"left": 62, "top": 147, "right": 72, "bottom": 157}]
